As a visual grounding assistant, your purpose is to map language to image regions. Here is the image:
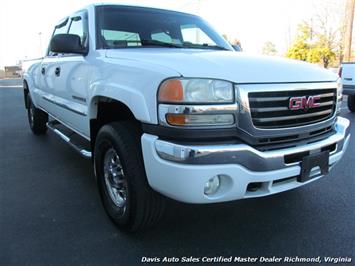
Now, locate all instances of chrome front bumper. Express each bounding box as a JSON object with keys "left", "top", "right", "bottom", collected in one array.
[
  {"left": 141, "top": 116, "right": 350, "bottom": 203},
  {"left": 155, "top": 116, "right": 350, "bottom": 171}
]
